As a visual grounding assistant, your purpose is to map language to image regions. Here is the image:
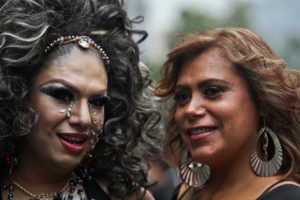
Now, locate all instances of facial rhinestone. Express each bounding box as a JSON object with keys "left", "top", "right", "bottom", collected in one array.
[
  {"left": 97, "top": 125, "right": 101, "bottom": 131},
  {"left": 59, "top": 109, "right": 66, "bottom": 113},
  {"left": 67, "top": 108, "right": 72, "bottom": 118},
  {"left": 92, "top": 130, "right": 96, "bottom": 136}
]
